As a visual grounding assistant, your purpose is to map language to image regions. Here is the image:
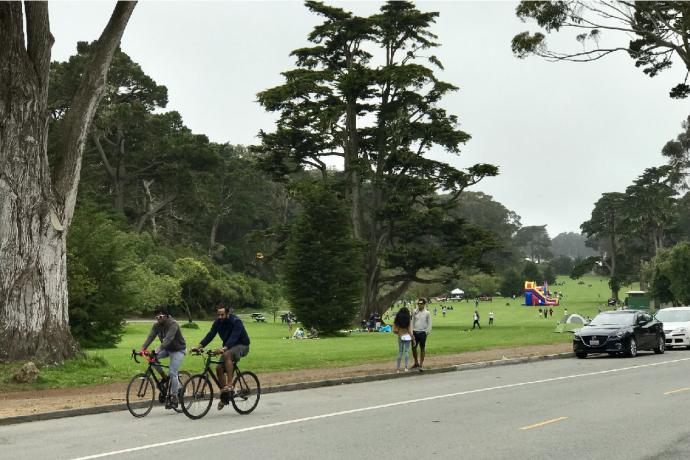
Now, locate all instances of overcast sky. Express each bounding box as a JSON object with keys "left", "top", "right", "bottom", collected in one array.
[{"left": 49, "top": 1, "right": 690, "bottom": 237}]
